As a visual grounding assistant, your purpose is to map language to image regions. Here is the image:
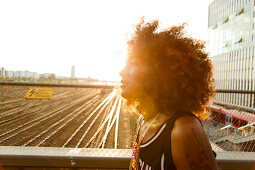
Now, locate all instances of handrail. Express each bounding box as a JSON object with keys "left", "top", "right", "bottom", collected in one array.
[
  {"left": 0, "top": 146, "right": 131, "bottom": 169},
  {"left": 0, "top": 146, "right": 254, "bottom": 169},
  {"left": 238, "top": 122, "right": 255, "bottom": 130},
  {"left": 220, "top": 125, "right": 232, "bottom": 130},
  {"left": 216, "top": 89, "right": 255, "bottom": 94},
  {"left": 0, "top": 81, "right": 115, "bottom": 89},
  {"left": 213, "top": 89, "right": 255, "bottom": 113},
  {"left": 2, "top": 84, "right": 255, "bottom": 92}
]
